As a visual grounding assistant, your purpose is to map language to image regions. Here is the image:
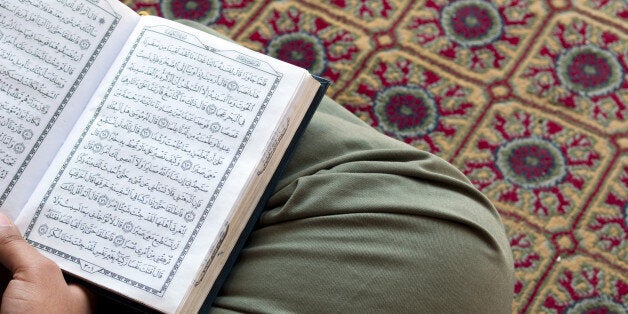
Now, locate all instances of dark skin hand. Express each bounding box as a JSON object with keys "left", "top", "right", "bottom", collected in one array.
[{"left": 0, "top": 212, "right": 93, "bottom": 313}]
